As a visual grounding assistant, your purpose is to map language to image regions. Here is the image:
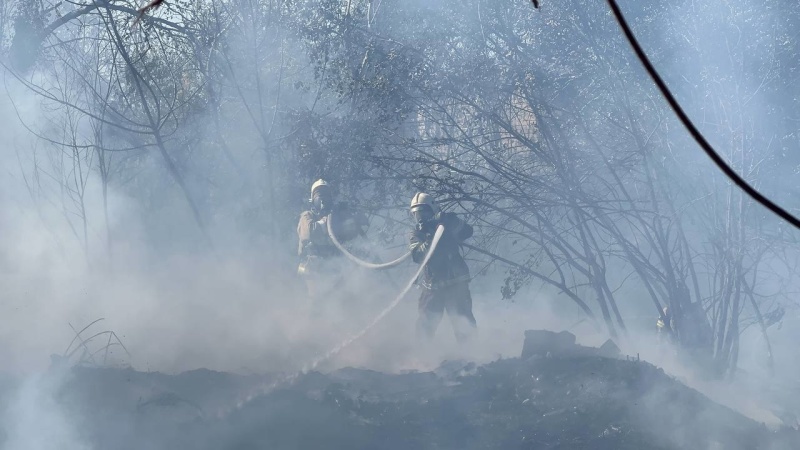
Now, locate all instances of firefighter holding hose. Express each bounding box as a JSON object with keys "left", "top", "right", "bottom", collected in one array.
[
  {"left": 297, "top": 179, "right": 366, "bottom": 300},
  {"left": 409, "top": 192, "right": 477, "bottom": 343}
]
